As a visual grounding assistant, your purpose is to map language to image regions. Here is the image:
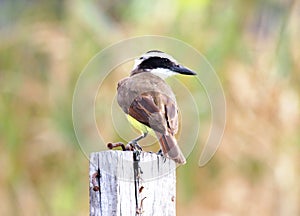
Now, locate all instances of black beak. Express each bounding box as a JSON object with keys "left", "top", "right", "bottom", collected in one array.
[{"left": 171, "top": 64, "right": 197, "bottom": 75}]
